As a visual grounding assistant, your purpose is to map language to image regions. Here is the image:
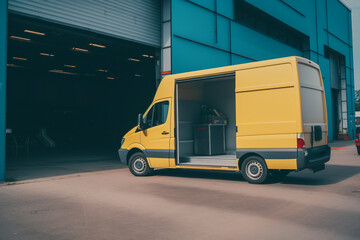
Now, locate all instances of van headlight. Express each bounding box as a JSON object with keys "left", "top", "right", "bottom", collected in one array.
[{"left": 120, "top": 138, "right": 125, "bottom": 148}]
